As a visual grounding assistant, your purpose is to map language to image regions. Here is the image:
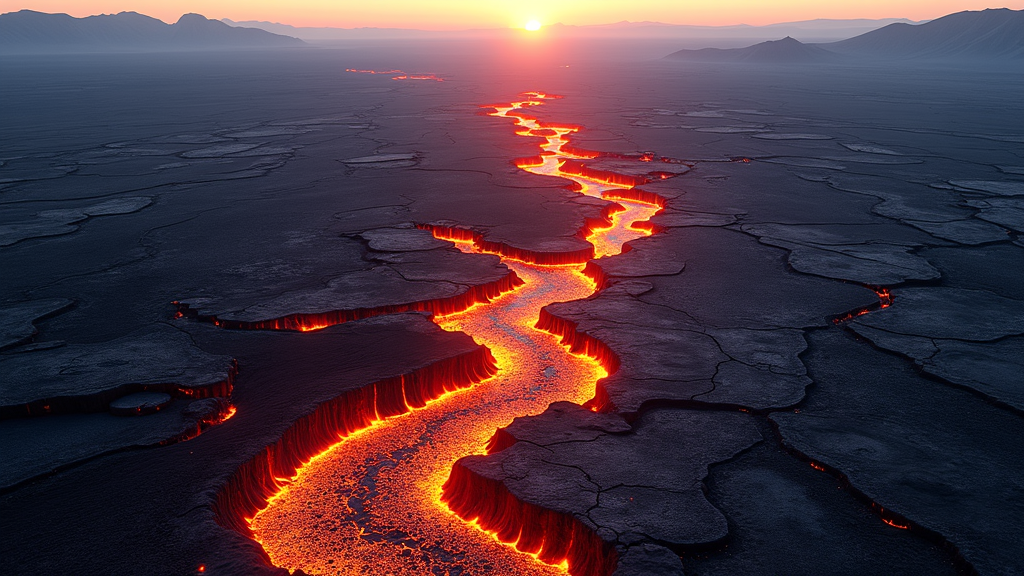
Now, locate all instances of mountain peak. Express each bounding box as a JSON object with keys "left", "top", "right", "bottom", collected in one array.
[
  {"left": 0, "top": 10, "right": 305, "bottom": 53},
  {"left": 175, "top": 13, "right": 209, "bottom": 24}
]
